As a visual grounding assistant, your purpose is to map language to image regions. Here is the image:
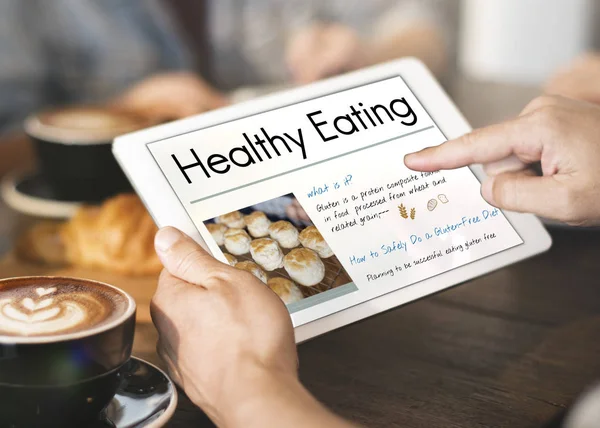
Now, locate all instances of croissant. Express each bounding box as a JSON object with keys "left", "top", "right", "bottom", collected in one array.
[
  {"left": 61, "top": 194, "right": 162, "bottom": 276},
  {"left": 15, "top": 221, "right": 66, "bottom": 266},
  {"left": 17, "top": 194, "right": 162, "bottom": 276}
]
